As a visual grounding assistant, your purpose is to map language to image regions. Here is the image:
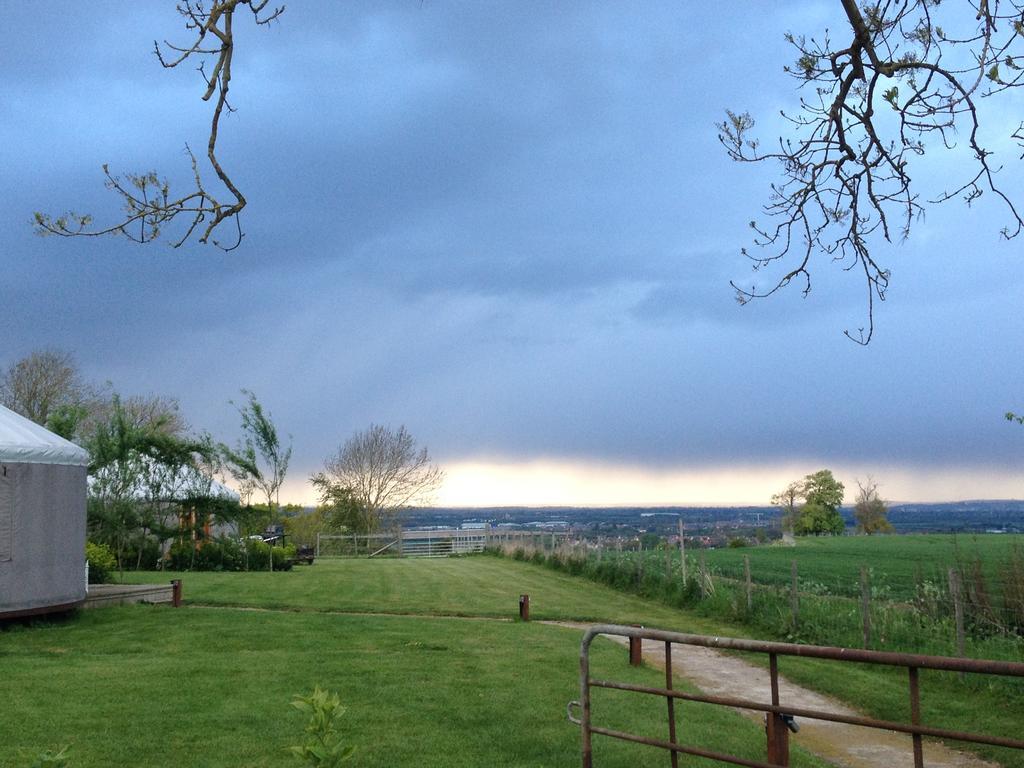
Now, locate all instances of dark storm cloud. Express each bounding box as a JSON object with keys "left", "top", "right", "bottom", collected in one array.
[{"left": 2, "top": 1, "right": 1023, "bottom": 498}]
